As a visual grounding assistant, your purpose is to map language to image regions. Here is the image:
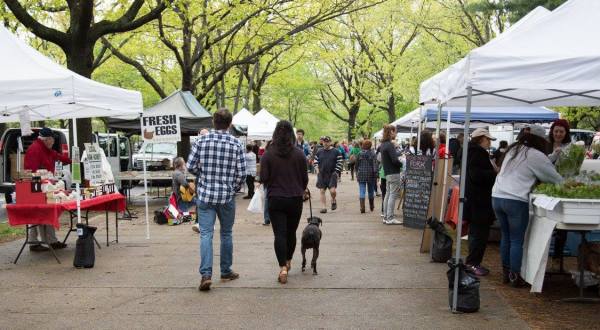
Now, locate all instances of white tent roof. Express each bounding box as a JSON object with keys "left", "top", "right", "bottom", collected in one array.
[
  {"left": 247, "top": 108, "right": 280, "bottom": 140},
  {"left": 420, "top": 4, "right": 564, "bottom": 106},
  {"left": 0, "top": 25, "right": 142, "bottom": 123},
  {"left": 232, "top": 108, "right": 254, "bottom": 127}
]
